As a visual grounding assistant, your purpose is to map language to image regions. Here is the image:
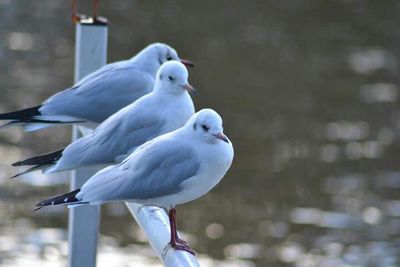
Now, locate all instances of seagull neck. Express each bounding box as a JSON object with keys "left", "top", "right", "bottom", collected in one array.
[
  {"left": 173, "top": 126, "right": 193, "bottom": 140},
  {"left": 153, "top": 85, "right": 185, "bottom": 96}
]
